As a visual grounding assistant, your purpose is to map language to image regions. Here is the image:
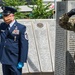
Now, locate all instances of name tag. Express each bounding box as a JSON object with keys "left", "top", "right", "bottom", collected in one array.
[{"left": 12, "top": 30, "right": 19, "bottom": 34}]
